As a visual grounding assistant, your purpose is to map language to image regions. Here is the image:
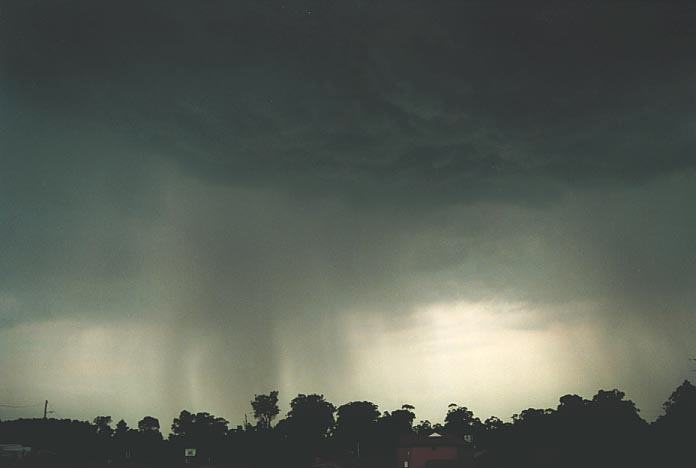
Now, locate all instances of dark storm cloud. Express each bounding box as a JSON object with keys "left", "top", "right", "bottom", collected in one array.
[{"left": 3, "top": 0, "right": 695, "bottom": 204}]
